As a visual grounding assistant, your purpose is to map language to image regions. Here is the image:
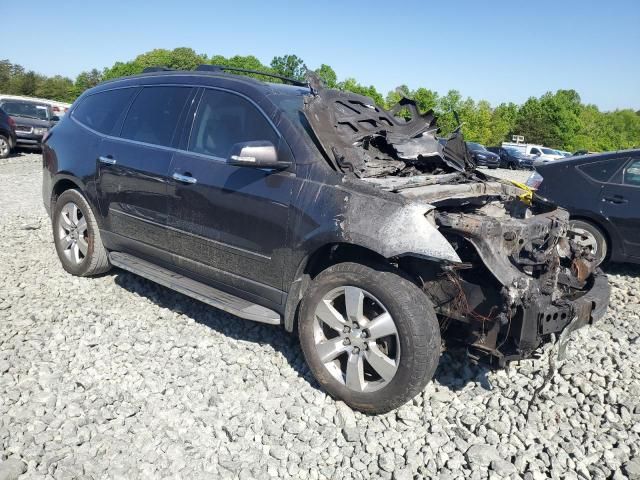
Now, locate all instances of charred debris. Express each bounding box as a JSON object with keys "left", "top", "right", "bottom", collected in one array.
[{"left": 302, "top": 81, "right": 605, "bottom": 366}]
